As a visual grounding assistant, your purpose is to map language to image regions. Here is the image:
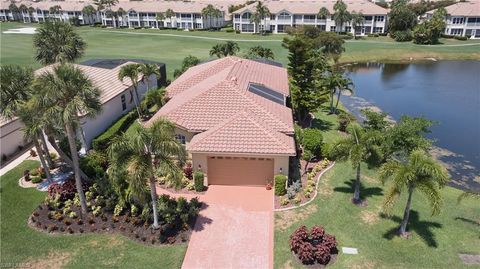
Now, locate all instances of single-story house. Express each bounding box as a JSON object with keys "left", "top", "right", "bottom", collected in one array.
[
  {"left": 34, "top": 59, "right": 166, "bottom": 151},
  {"left": 146, "top": 56, "right": 296, "bottom": 186},
  {"left": 0, "top": 117, "right": 29, "bottom": 162}
]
